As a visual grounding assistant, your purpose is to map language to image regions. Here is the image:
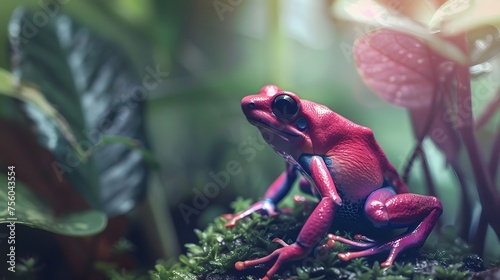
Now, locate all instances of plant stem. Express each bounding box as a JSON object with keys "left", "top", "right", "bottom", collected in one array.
[
  {"left": 473, "top": 211, "right": 487, "bottom": 255},
  {"left": 403, "top": 85, "right": 445, "bottom": 183},
  {"left": 419, "top": 148, "right": 442, "bottom": 230},
  {"left": 451, "top": 34, "right": 500, "bottom": 241},
  {"left": 473, "top": 124, "right": 500, "bottom": 253},
  {"left": 490, "top": 124, "right": 500, "bottom": 182},
  {"left": 476, "top": 87, "right": 500, "bottom": 129},
  {"left": 402, "top": 144, "right": 421, "bottom": 184},
  {"left": 459, "top": 129, "right": 500, "bottom": 240},
  {"left": 452, "top": 164, "right": 473, "bottom": 241}
]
